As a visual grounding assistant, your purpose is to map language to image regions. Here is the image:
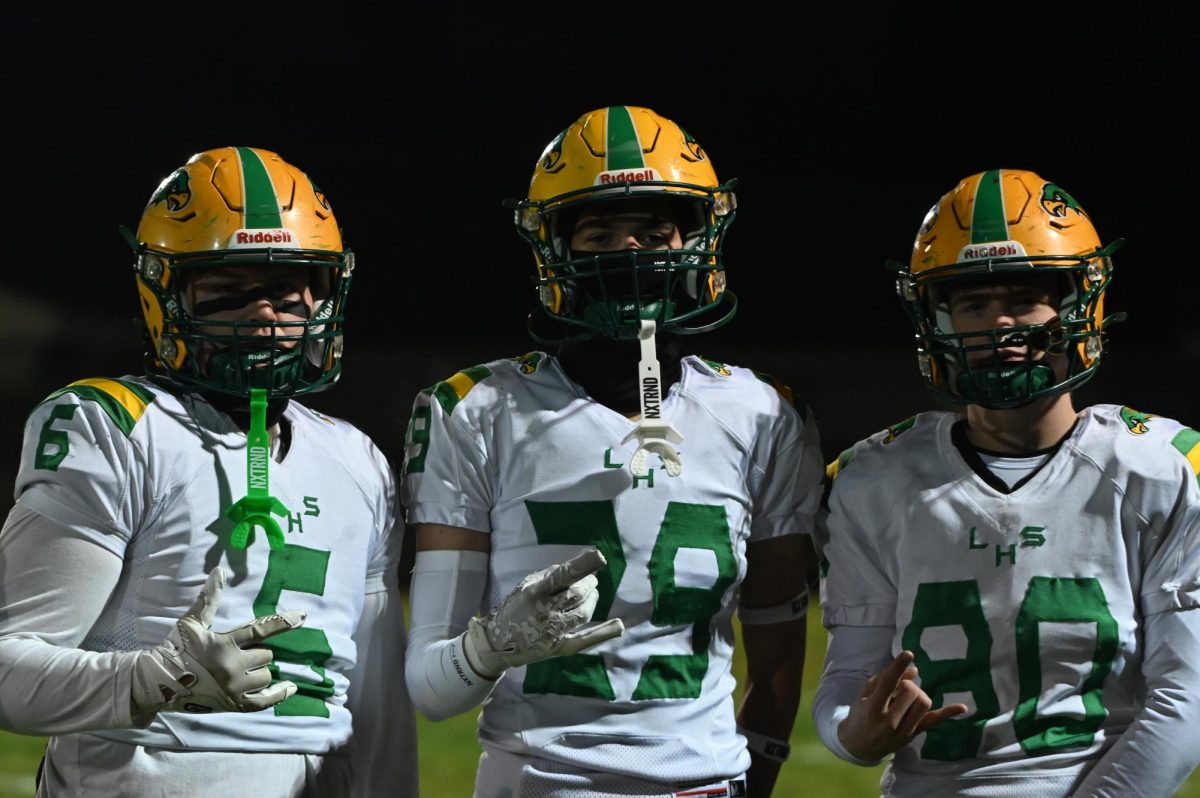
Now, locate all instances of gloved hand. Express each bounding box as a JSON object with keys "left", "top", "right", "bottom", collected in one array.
[
  {"left": 463, "top": 548, "right": 625, "bottom": 679},
  {"left": 132, "top": 567, "right": 306, "bottom": 716}
]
